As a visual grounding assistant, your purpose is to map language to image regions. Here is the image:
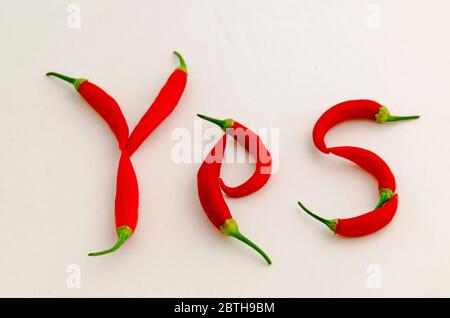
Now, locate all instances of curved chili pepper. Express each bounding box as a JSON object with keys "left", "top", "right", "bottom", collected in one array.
[
  {"left": 197, "top": 114, "right": 272, "bottom": 198},
  {"left": 298, "top": 194, "right": 398, "bottom": 237},
  {"left": 46, "top": 72, "right": 129, "bottom": 150},
  {"left": 328, "top": 146, "right": 395, "bottom": 208},
  {"left": 313, "top": 99, "right": 420, "bottom": 154},
  {"left": 126, "top": 52, "right": 188, "bottom": 156},
  {"left": 197, "top": 135, "right": 271, "bottom": 264},
  {"left": 298, "top": 145, "right": 399, "bottom": 236},
  {"left": 89, "top": 152, "right": 139, "bottom": 256},
  {"left": 47, "top": 71, "right": 138, "bottom": 254}
]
